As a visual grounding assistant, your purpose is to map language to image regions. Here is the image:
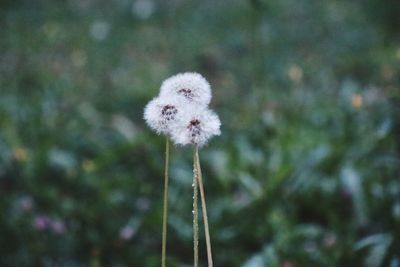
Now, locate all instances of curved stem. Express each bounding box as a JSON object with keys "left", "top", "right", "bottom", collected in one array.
[
  {"left": 195, "top": 147, "right": 214, "bottom": 267},
  {"left": 193, "top": 148, "right": 199, "bottom": 267},
  {"left": 161, "top": 138, "right": 170, "bottom": 267}
]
